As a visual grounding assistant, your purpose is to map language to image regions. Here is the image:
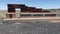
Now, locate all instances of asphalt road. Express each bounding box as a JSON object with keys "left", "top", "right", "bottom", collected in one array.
[{"left": 0, "top": 20, "right": 60, "bottom": 34}]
